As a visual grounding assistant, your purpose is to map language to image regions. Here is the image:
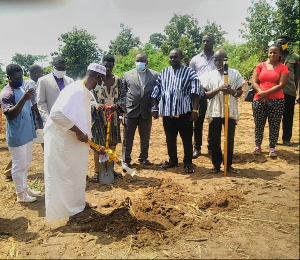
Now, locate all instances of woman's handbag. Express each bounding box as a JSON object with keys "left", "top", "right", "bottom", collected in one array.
[
  {"left": 244, "top": 82, "right": 256, "bottom": 102},
  {"left": 244, "top": 63, "right": 264, "bottom": 102}
]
